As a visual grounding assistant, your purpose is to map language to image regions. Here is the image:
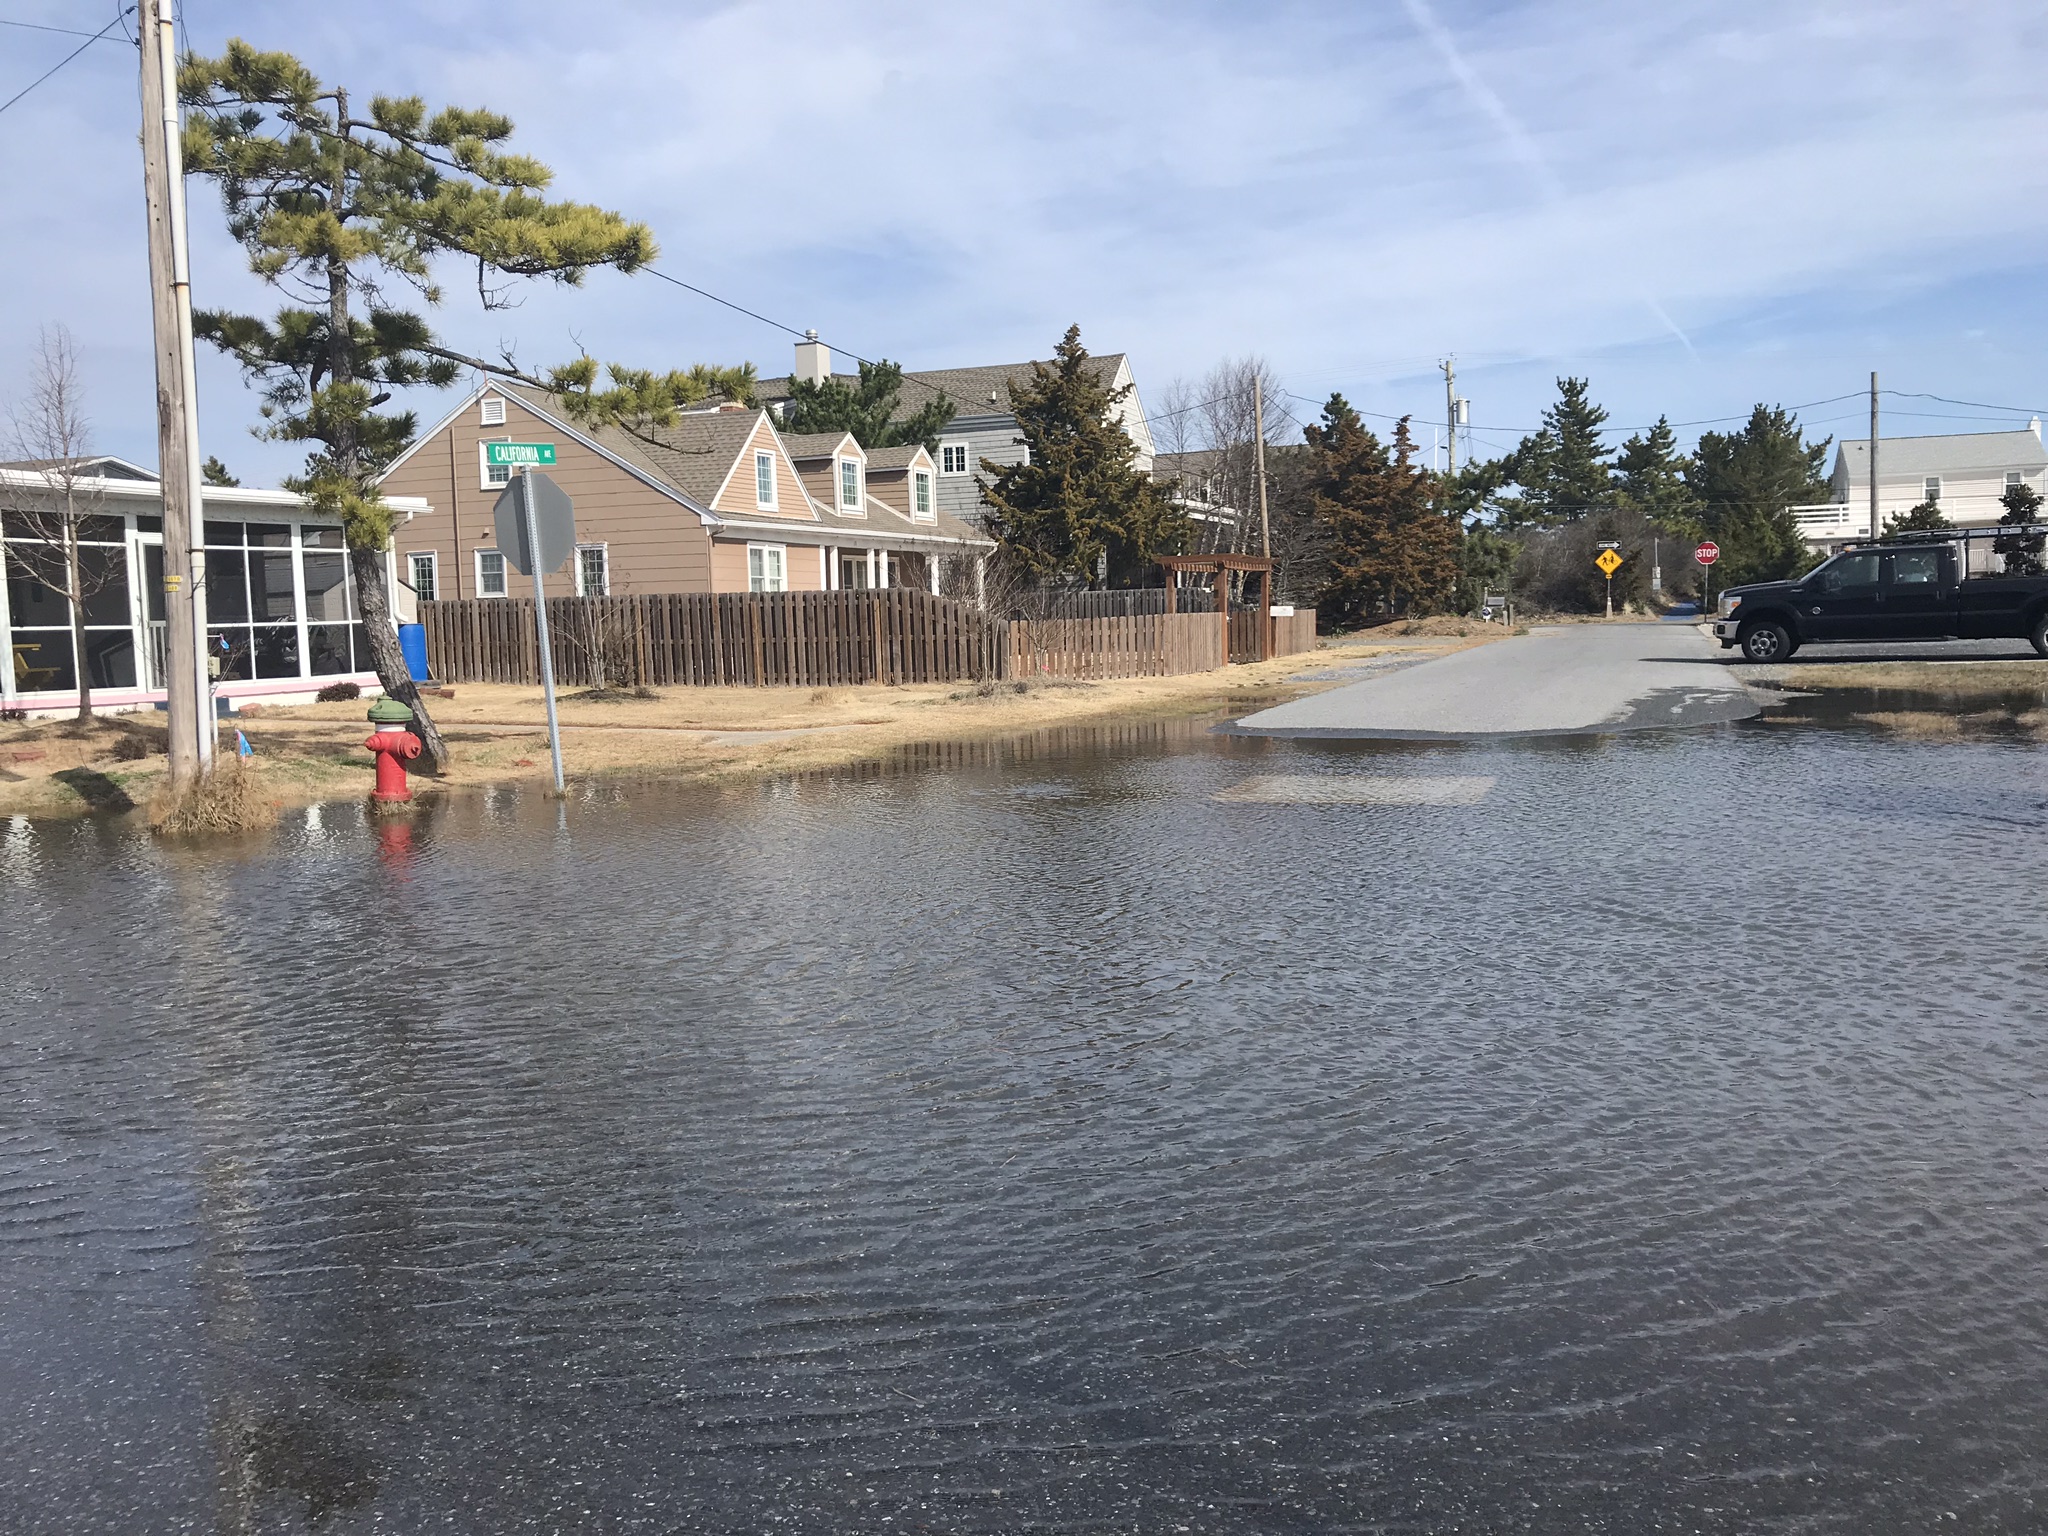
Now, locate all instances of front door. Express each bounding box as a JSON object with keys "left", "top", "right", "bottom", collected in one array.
[
  {"left": 1880, "top": 547, "right": 1953, "bottom": 639},
  {"left": 1801, "top": 551, "right": 1885, "bottom": 640}
]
